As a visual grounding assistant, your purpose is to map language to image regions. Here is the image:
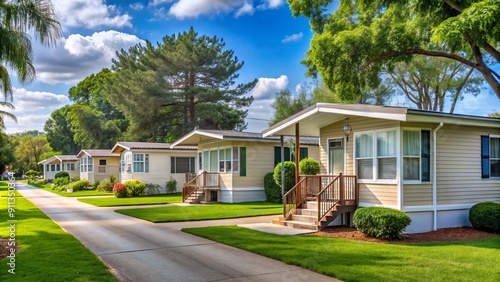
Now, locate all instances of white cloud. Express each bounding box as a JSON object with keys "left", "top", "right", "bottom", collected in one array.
[
  {"left": 257, "top": 0, "right": 284, "bottom": 9},
  {"left": 452, "top": 91, "right": 500, "bottom": 116},
  {"left": 295, "top": 84, "right": 302, "bottom": 93},
  {"left": 34, "top": 30, "right": 144, "bottom": 85},
  {"left": 53, "top": 0, "right": 132, "bottom": 29},
  {"left": 169, "top": 0, "right": 247, "bottom": 19},
  {"left": 9, "top": 88, "right": 71, "bottom": 114},
  {"left": 250, "top": 75, "right": 289, "bottom": 100},
  {"left": 245, "top": 99, "right": 274, "bottom": 132},
  {"left": 149, "top": 0, "right": 175, "bottom": 6},
  {"left": 236, "top": 2, "right": 255, "bottom": 17},
  {"left": 130, "top": 3, "right": 145, "bottom": 11},
  {"left": 3, "top": 113, "right": 52, "bottom": 134},
  {"left": 281, "top": 32, "right": 303, "bottom": 43}
]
